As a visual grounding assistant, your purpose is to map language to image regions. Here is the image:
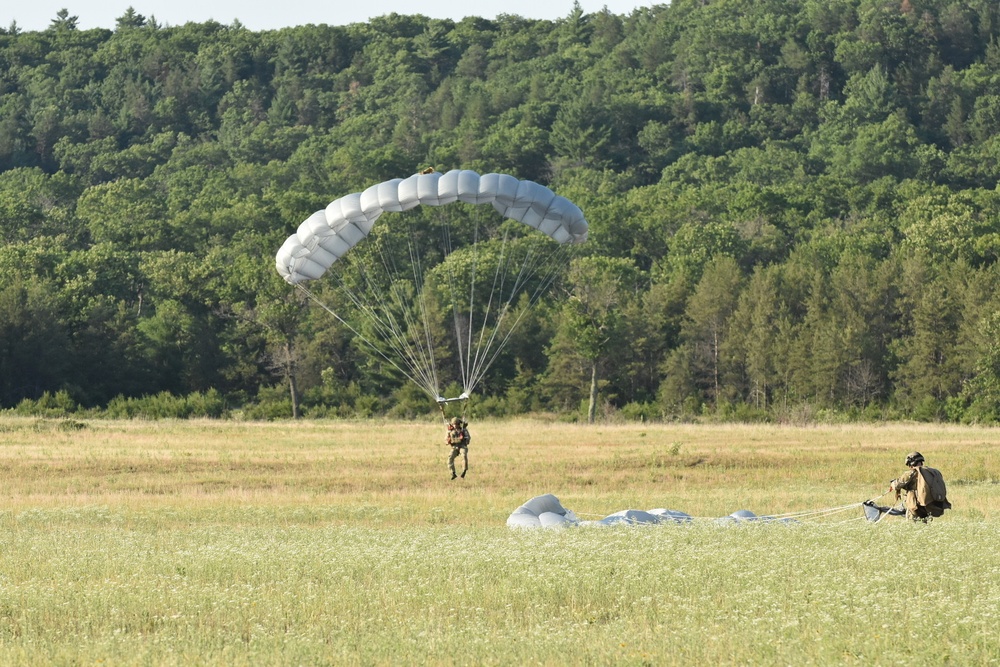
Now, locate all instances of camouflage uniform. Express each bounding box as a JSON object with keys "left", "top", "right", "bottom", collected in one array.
[
  {"left": 446, "top": 420, "right": 470, "bottom": 480},
  {"left": 890, "top": 468, "right": 926, "bottom": 520}
]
